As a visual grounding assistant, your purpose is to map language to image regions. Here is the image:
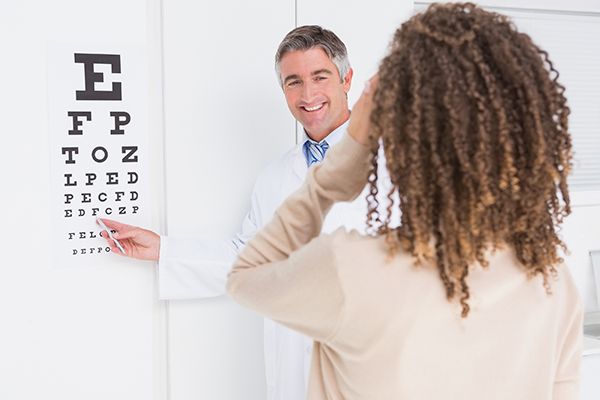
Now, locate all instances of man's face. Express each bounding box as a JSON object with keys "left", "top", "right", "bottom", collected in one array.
[{"left": 279, "top": 48, "right": 353, "bottom": 142}]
